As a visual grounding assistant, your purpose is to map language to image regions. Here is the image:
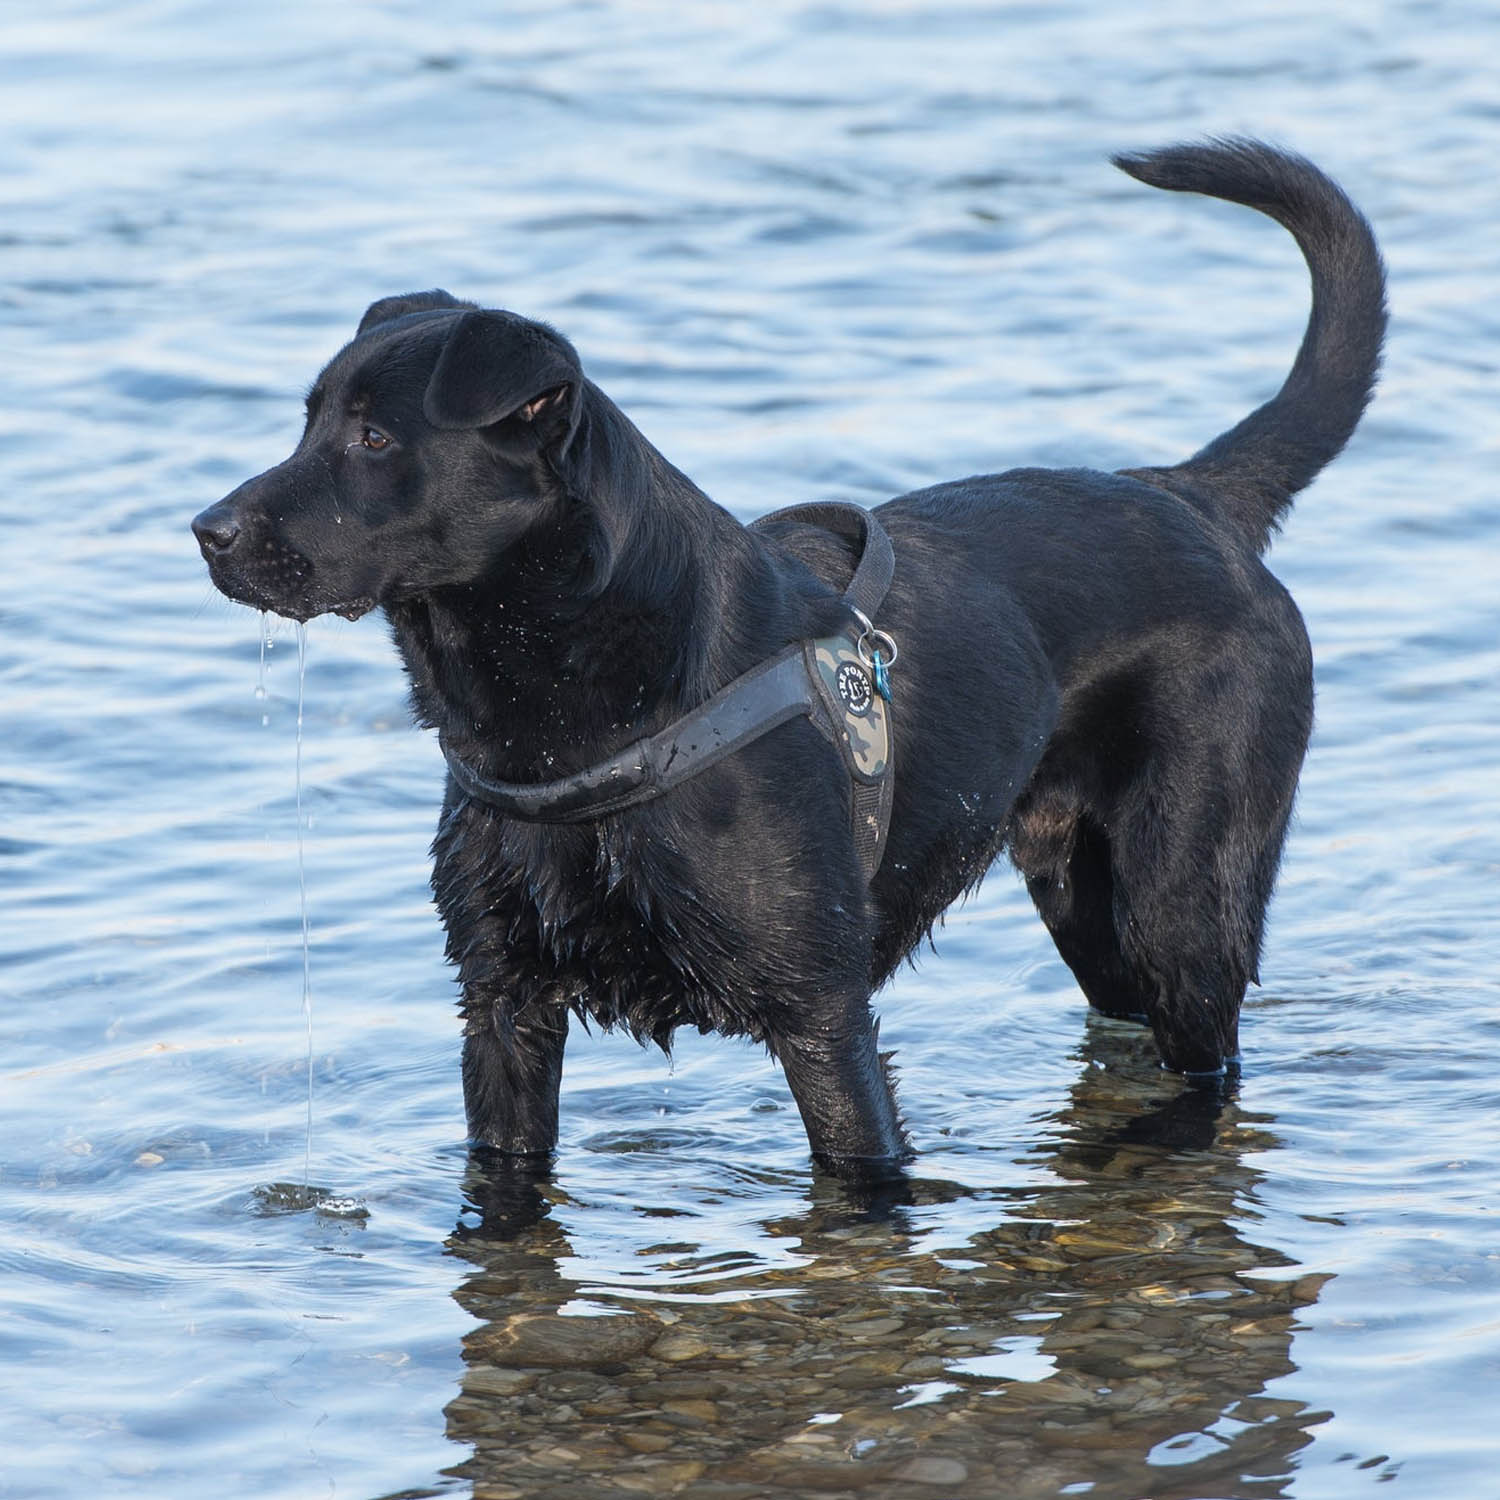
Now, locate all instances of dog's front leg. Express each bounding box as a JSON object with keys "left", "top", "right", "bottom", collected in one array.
[
  {"left": 461, "top": 1005, "right": 568, "bottom": 1157},
  {"left": 774, "top": 994, "right": 909, "bottom": 1175}
]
